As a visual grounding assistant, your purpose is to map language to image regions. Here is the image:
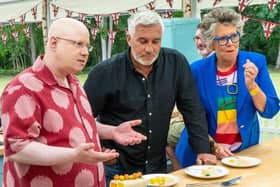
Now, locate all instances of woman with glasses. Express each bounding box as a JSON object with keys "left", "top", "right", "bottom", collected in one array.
[{"left": 176, "top": 7, "right": 279, "bottom": 163}]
